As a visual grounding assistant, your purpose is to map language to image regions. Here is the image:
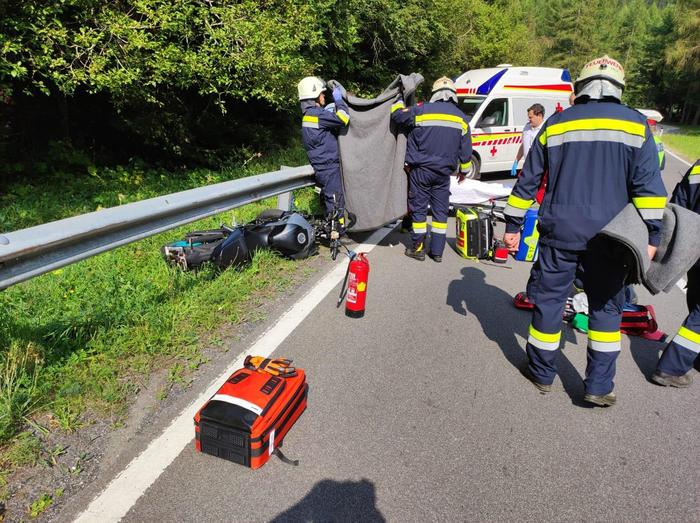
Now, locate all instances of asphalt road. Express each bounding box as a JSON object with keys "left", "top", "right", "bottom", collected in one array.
[{"left": 63, "top": 153, "right": 698, "bottom": 522}]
